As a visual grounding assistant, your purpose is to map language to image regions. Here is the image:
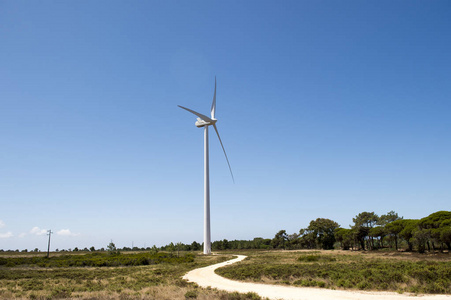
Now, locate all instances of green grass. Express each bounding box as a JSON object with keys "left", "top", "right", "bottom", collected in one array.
[{"left": 215, "top": 250, "right": 451, "bottom": 294}]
